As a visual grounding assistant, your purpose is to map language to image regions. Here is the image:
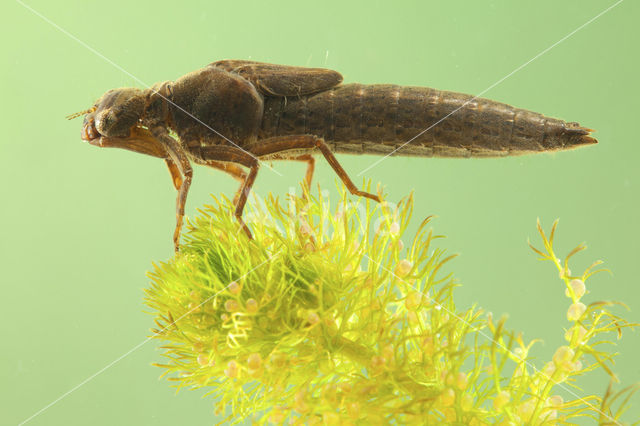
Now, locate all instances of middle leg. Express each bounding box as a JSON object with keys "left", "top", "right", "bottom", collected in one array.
[{"left": 199, "top": 159, "right": 248, "bottom": 204}]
